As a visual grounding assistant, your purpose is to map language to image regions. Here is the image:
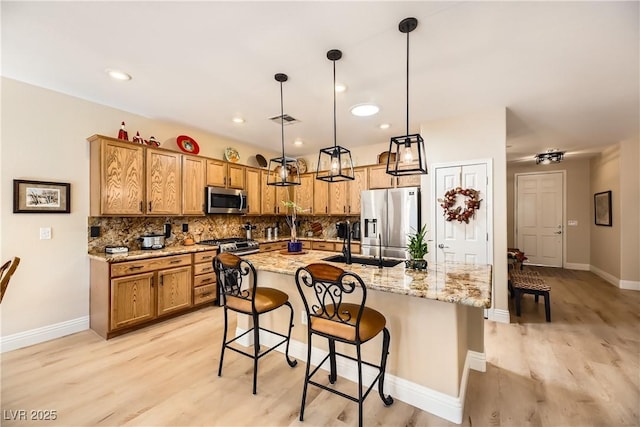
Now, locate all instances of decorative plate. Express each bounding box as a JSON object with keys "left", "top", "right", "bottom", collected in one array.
[
  {"left": 297, "top": 158, "right": 308, "bottom": 174},
  {"left": 177, "top": 135, "right": 200, "bottom": 154},
  {"left": 225, "top": 147, "right": 240, "bottom": 163}
]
